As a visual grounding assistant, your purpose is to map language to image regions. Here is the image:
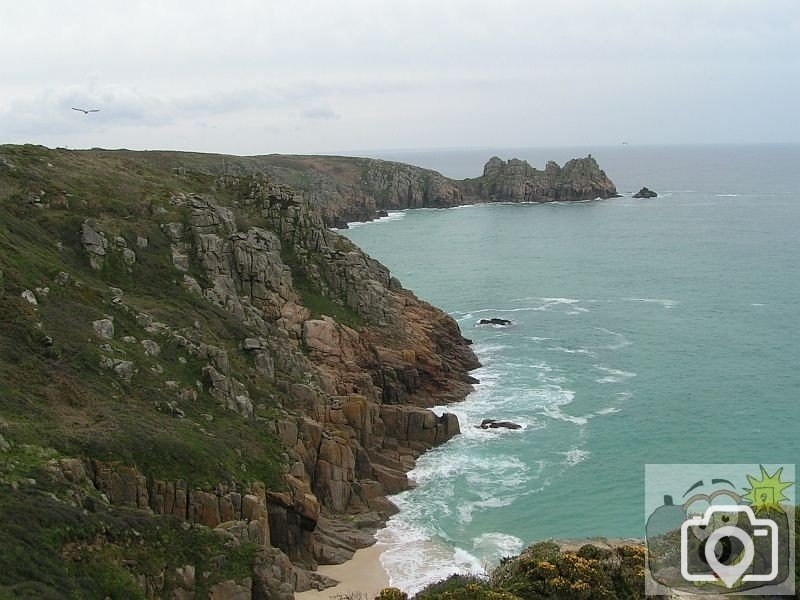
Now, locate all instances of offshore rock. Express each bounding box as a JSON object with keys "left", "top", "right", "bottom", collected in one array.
[
  {"left": 478, "top": 419, "right": 523, "bottom": 430},
  {"left": 470, "top": 155, "right": 618, "bottom": 203},
  {"left": 478, "top": 318, "right": 512, "bottom": 326},
  {"left": 633, "top": 186, "right": 658, "bottom": 198}
]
